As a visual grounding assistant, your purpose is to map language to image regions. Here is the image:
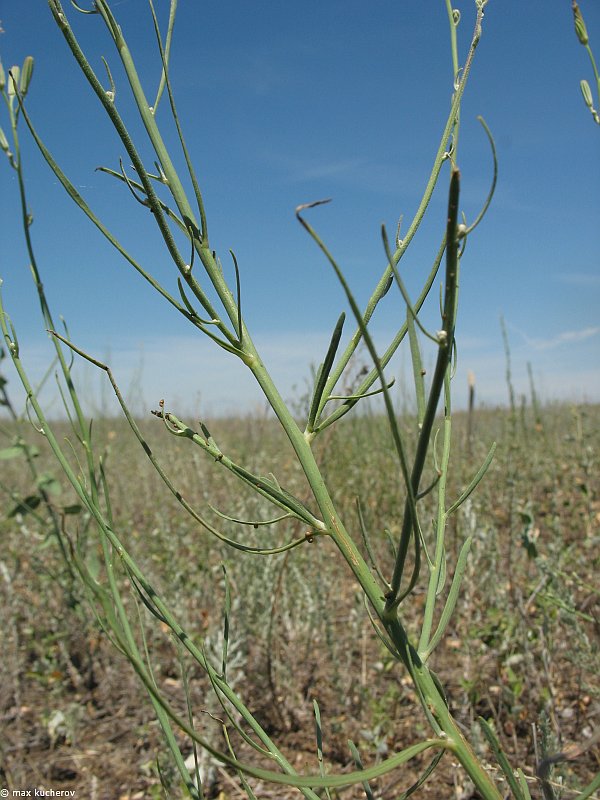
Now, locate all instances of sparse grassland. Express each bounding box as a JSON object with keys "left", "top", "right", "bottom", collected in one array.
[
  {"left": 2, "top": 4, "right": 599, "bottom": 796},
  {"left": 1, "top": 400, "right": 598, "bottom": 798}
]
